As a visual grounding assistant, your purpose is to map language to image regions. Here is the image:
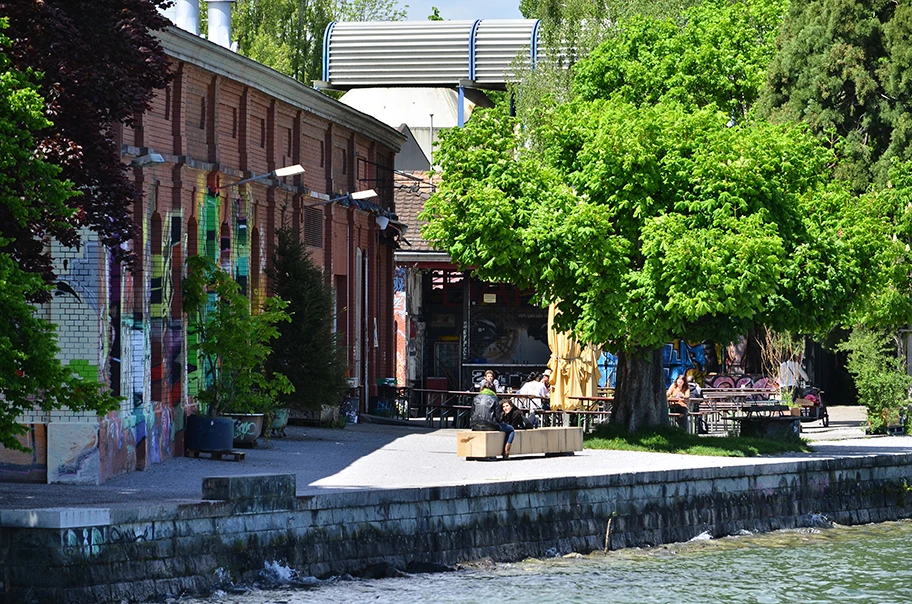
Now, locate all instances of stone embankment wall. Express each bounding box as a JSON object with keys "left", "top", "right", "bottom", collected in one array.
[{"left": 3, "top": 455, "right": 912, "bottom": 603}]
